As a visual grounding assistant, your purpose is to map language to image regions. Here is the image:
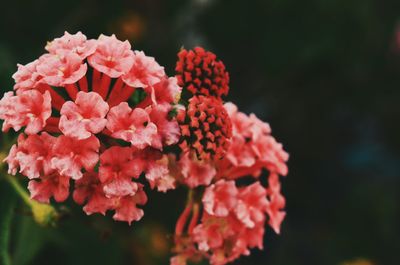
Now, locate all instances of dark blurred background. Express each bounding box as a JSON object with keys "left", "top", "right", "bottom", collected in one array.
[{"left": 0, "top": 0, "right": 399, "bottom": 265}]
